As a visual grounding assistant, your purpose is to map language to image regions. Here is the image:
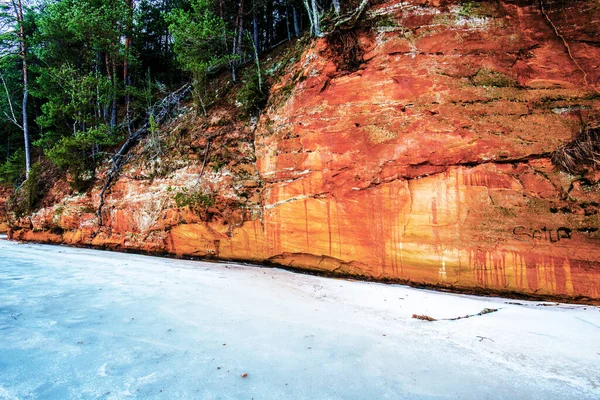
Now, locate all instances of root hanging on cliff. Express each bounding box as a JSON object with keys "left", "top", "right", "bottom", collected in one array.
[
  {"left": 323, "top": 0, "right": 369, "bottom": 73},
  {"left": 95, "top": 84, "right": 192, "bottom": 233},
  {"left": 539, "top": 0, "right": 599, "bottom": 95},
  {"left": 326, "top": 29, "right": 364, "bottom": 72},
  {"left": 552, "top": 125, "right": 600, "bottom": 174},
  {"left": 327, "top": 0, "right": 369, "bottom": 33}
]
